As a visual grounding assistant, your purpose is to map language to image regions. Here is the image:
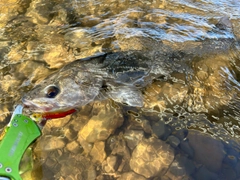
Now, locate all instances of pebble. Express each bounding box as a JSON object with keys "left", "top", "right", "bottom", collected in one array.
[
  {"left": 123, "top": 130, "right": 144, "bottom": 150},
  {"left": 66, "top": 141, "right": 82, "bottom": 154},
  {"left": 129, "top": 137, "right": 174, "bottom": 178},
  {"left": 102, "top": 155, "right": 118, "bottom": 173},
  {"left": 166, "top": 135, "right": 181, "bottom": 148}
]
